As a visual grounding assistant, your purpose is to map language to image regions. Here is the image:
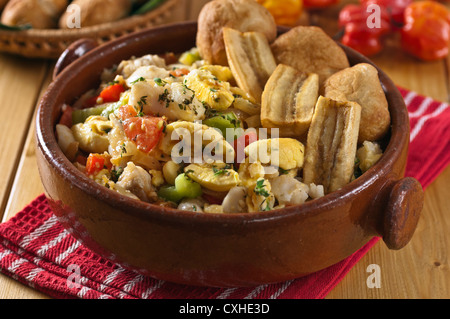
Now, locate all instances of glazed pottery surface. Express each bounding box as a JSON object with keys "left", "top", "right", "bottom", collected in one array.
[{"left": 35, "top": 22, "right": 424, "bottom": 287}]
